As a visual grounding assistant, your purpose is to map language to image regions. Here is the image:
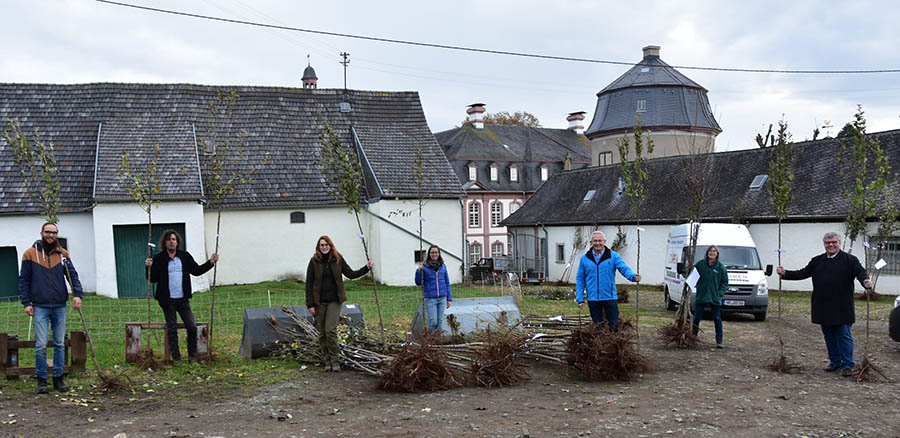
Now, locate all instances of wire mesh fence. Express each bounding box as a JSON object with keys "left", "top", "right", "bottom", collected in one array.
[{"left": 0, "top": 277, "right": 528, "bottom": 347}]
